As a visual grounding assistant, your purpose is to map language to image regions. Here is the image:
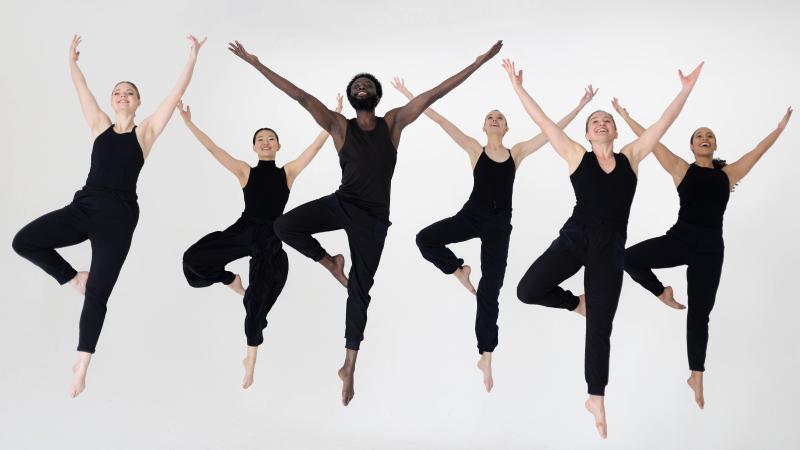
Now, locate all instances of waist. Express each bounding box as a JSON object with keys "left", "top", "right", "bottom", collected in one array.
[
  {"left": 463, "top": 199, "right": 512, "bottom": 218},
  {"left": 80, "top": 184, "right": 138, "bottom": 202},
  {"left": 570, "top": 209, "right": 627, "bottom": 232}
]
